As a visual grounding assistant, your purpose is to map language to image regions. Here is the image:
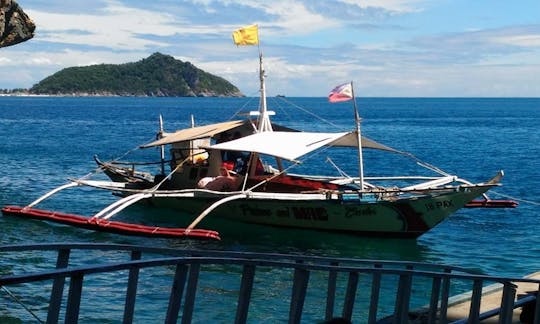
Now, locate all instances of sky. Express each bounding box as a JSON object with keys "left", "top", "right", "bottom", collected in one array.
[{"left": 1, "top": 0, "right": 539, "bottom": 97}]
